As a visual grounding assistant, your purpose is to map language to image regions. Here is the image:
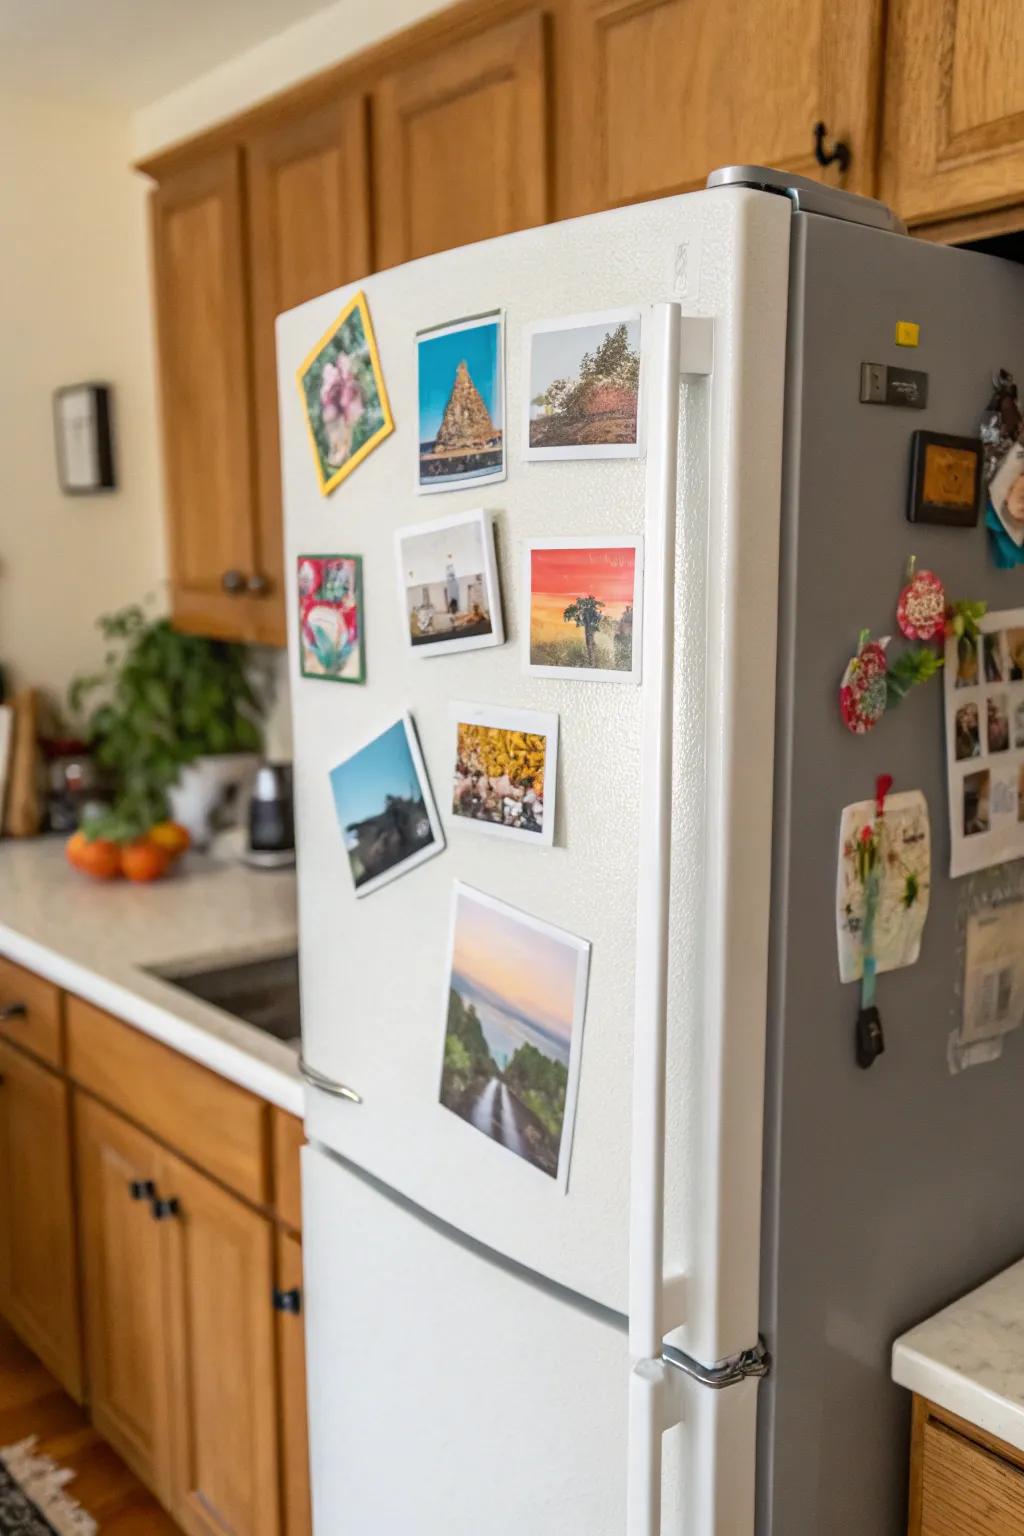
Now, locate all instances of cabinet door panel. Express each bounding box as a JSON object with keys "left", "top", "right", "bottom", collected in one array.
[
  {"left": 883, "top": 0, "right": 1024, "bottom": 225},
  {"left": 163, "top": 1152, "right": 279, "bottom": 1536},
  {"left": 0, "top": 1040, "right": 82, "bottom": 1400},
  {"left": 563, "top": 0, "right": 882, "bottom": 214},
  {"left": 276, "top": 1230, "right": 311, "bottom": 1536},
  {"left": 75, "top": 1095, "right": 173, "bottom": 1501},
  {"left": 152, "top": 151, "right": 269, "bottom": 642},
  {"left": 247, "top": 96, "right": 371, "bottom": 646},
  {"left": 373, "top": 12, "right": 549, "bottom": 267}
]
